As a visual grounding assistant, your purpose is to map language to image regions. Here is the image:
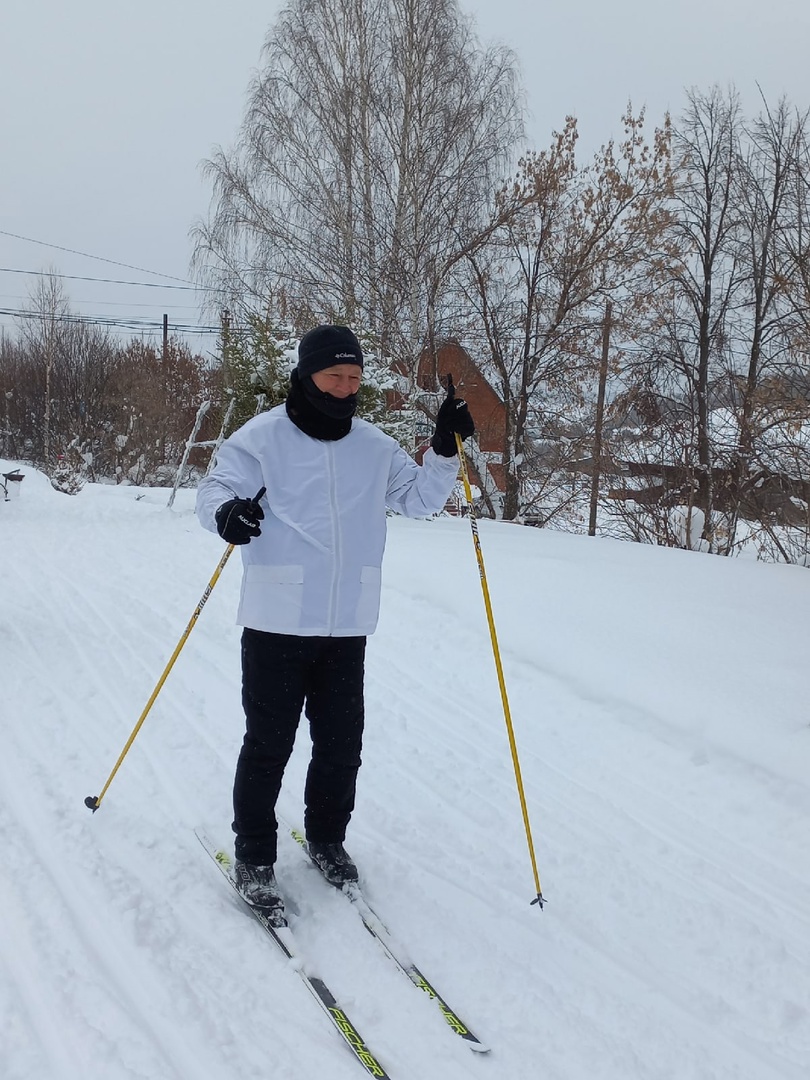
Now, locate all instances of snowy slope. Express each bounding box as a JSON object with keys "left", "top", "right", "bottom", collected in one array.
[{"left": 1, "top": 460, "right": 808, "bottom": 1080}]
